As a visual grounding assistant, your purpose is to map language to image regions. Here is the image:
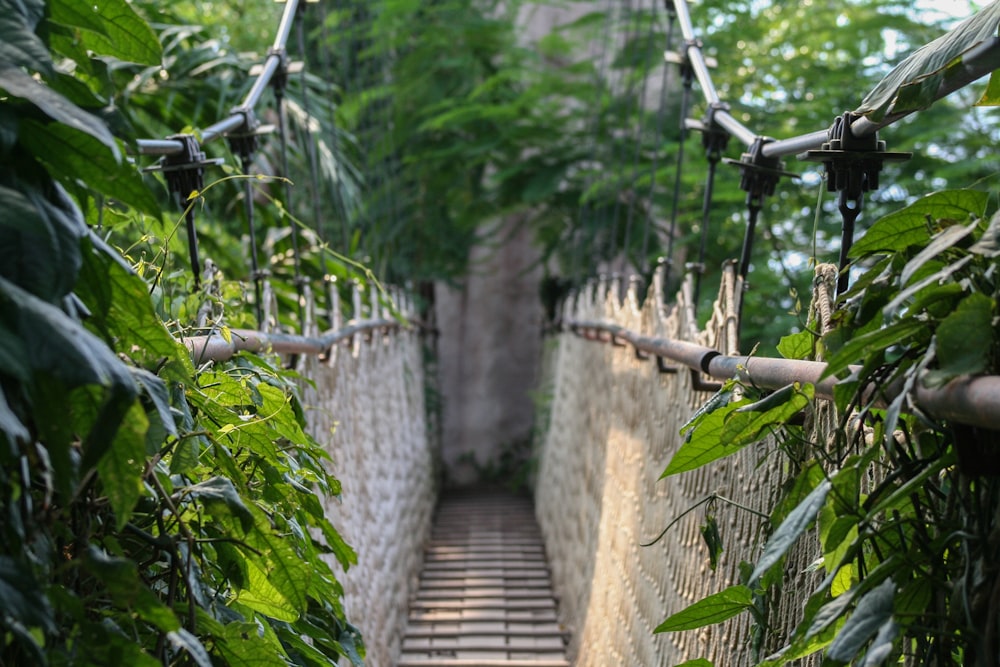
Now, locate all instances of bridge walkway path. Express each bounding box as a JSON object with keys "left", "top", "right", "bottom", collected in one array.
[{"left": 397, "top": 492, "right": 570, "bottom": 667}]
